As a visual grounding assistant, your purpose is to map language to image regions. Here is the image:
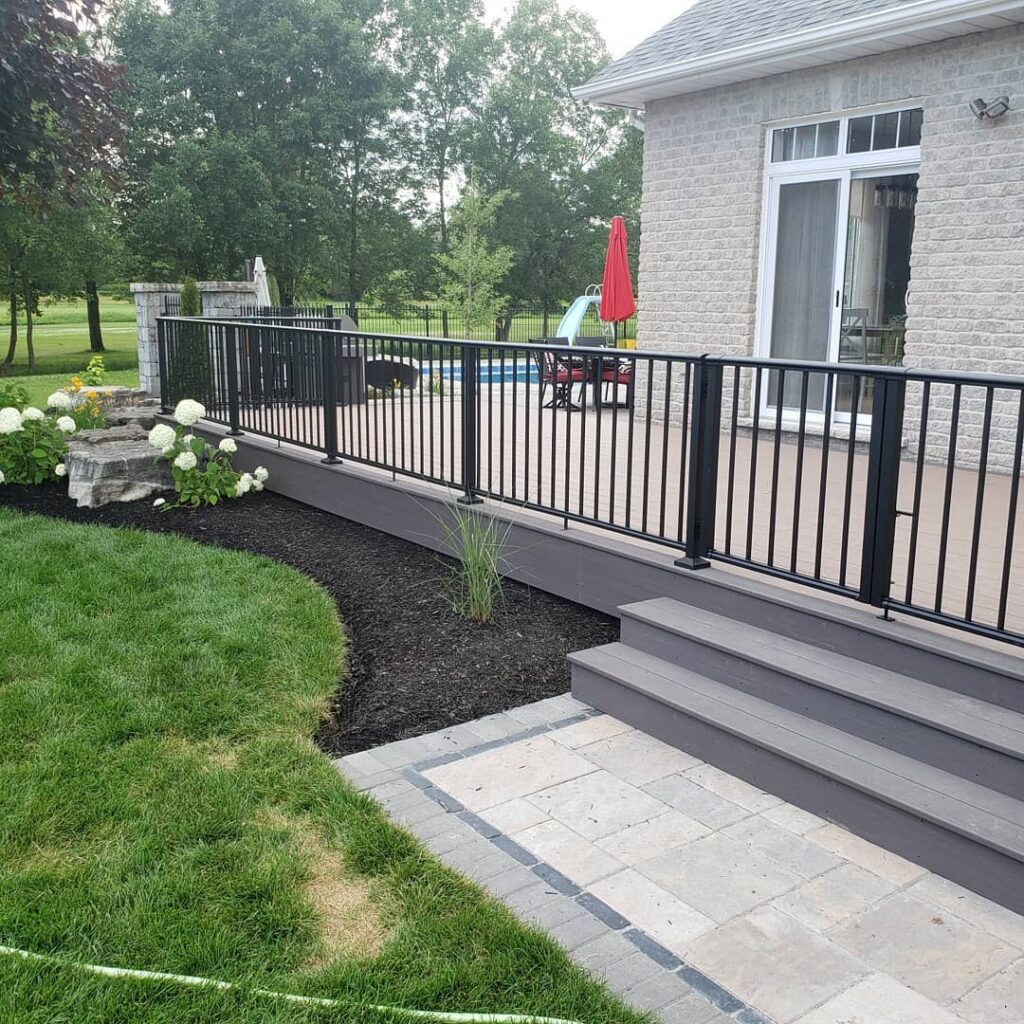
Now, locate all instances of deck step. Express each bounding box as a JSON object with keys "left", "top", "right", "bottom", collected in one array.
[
  {"left": 619, "top": 598, "right": 1024, "bottom": 797},
  {"left": 570, "top": 642, "right": 1024, "bottom": 914}
]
